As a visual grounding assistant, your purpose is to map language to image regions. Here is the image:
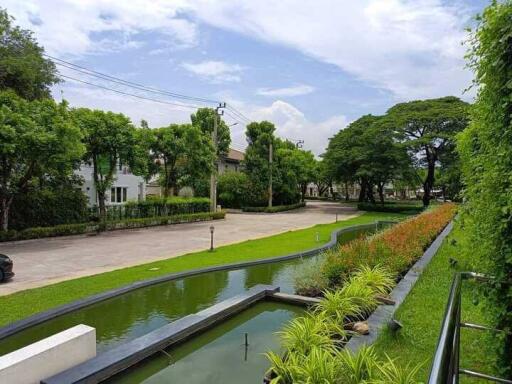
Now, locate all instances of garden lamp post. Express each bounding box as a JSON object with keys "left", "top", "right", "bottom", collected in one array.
[{"left": 210, "top": 225, "right": 215, "bottom": 251}]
